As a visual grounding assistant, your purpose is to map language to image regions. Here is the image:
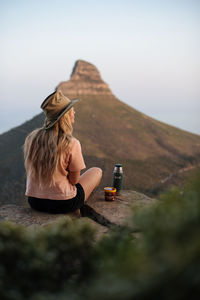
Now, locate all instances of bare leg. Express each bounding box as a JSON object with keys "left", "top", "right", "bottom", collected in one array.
[{"left": 79, "top": 167, "right": 102, "bottom": 202}]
